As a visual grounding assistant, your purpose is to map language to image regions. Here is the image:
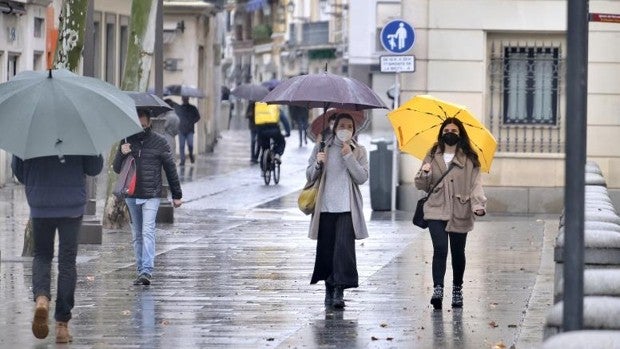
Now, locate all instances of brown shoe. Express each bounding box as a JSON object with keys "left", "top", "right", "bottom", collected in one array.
[
  {"left": 56, "top": 321, "right": 73, "bottom": 343},
  {"left": 32, "top": 295, "right": 49, "bottom": 339}
]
